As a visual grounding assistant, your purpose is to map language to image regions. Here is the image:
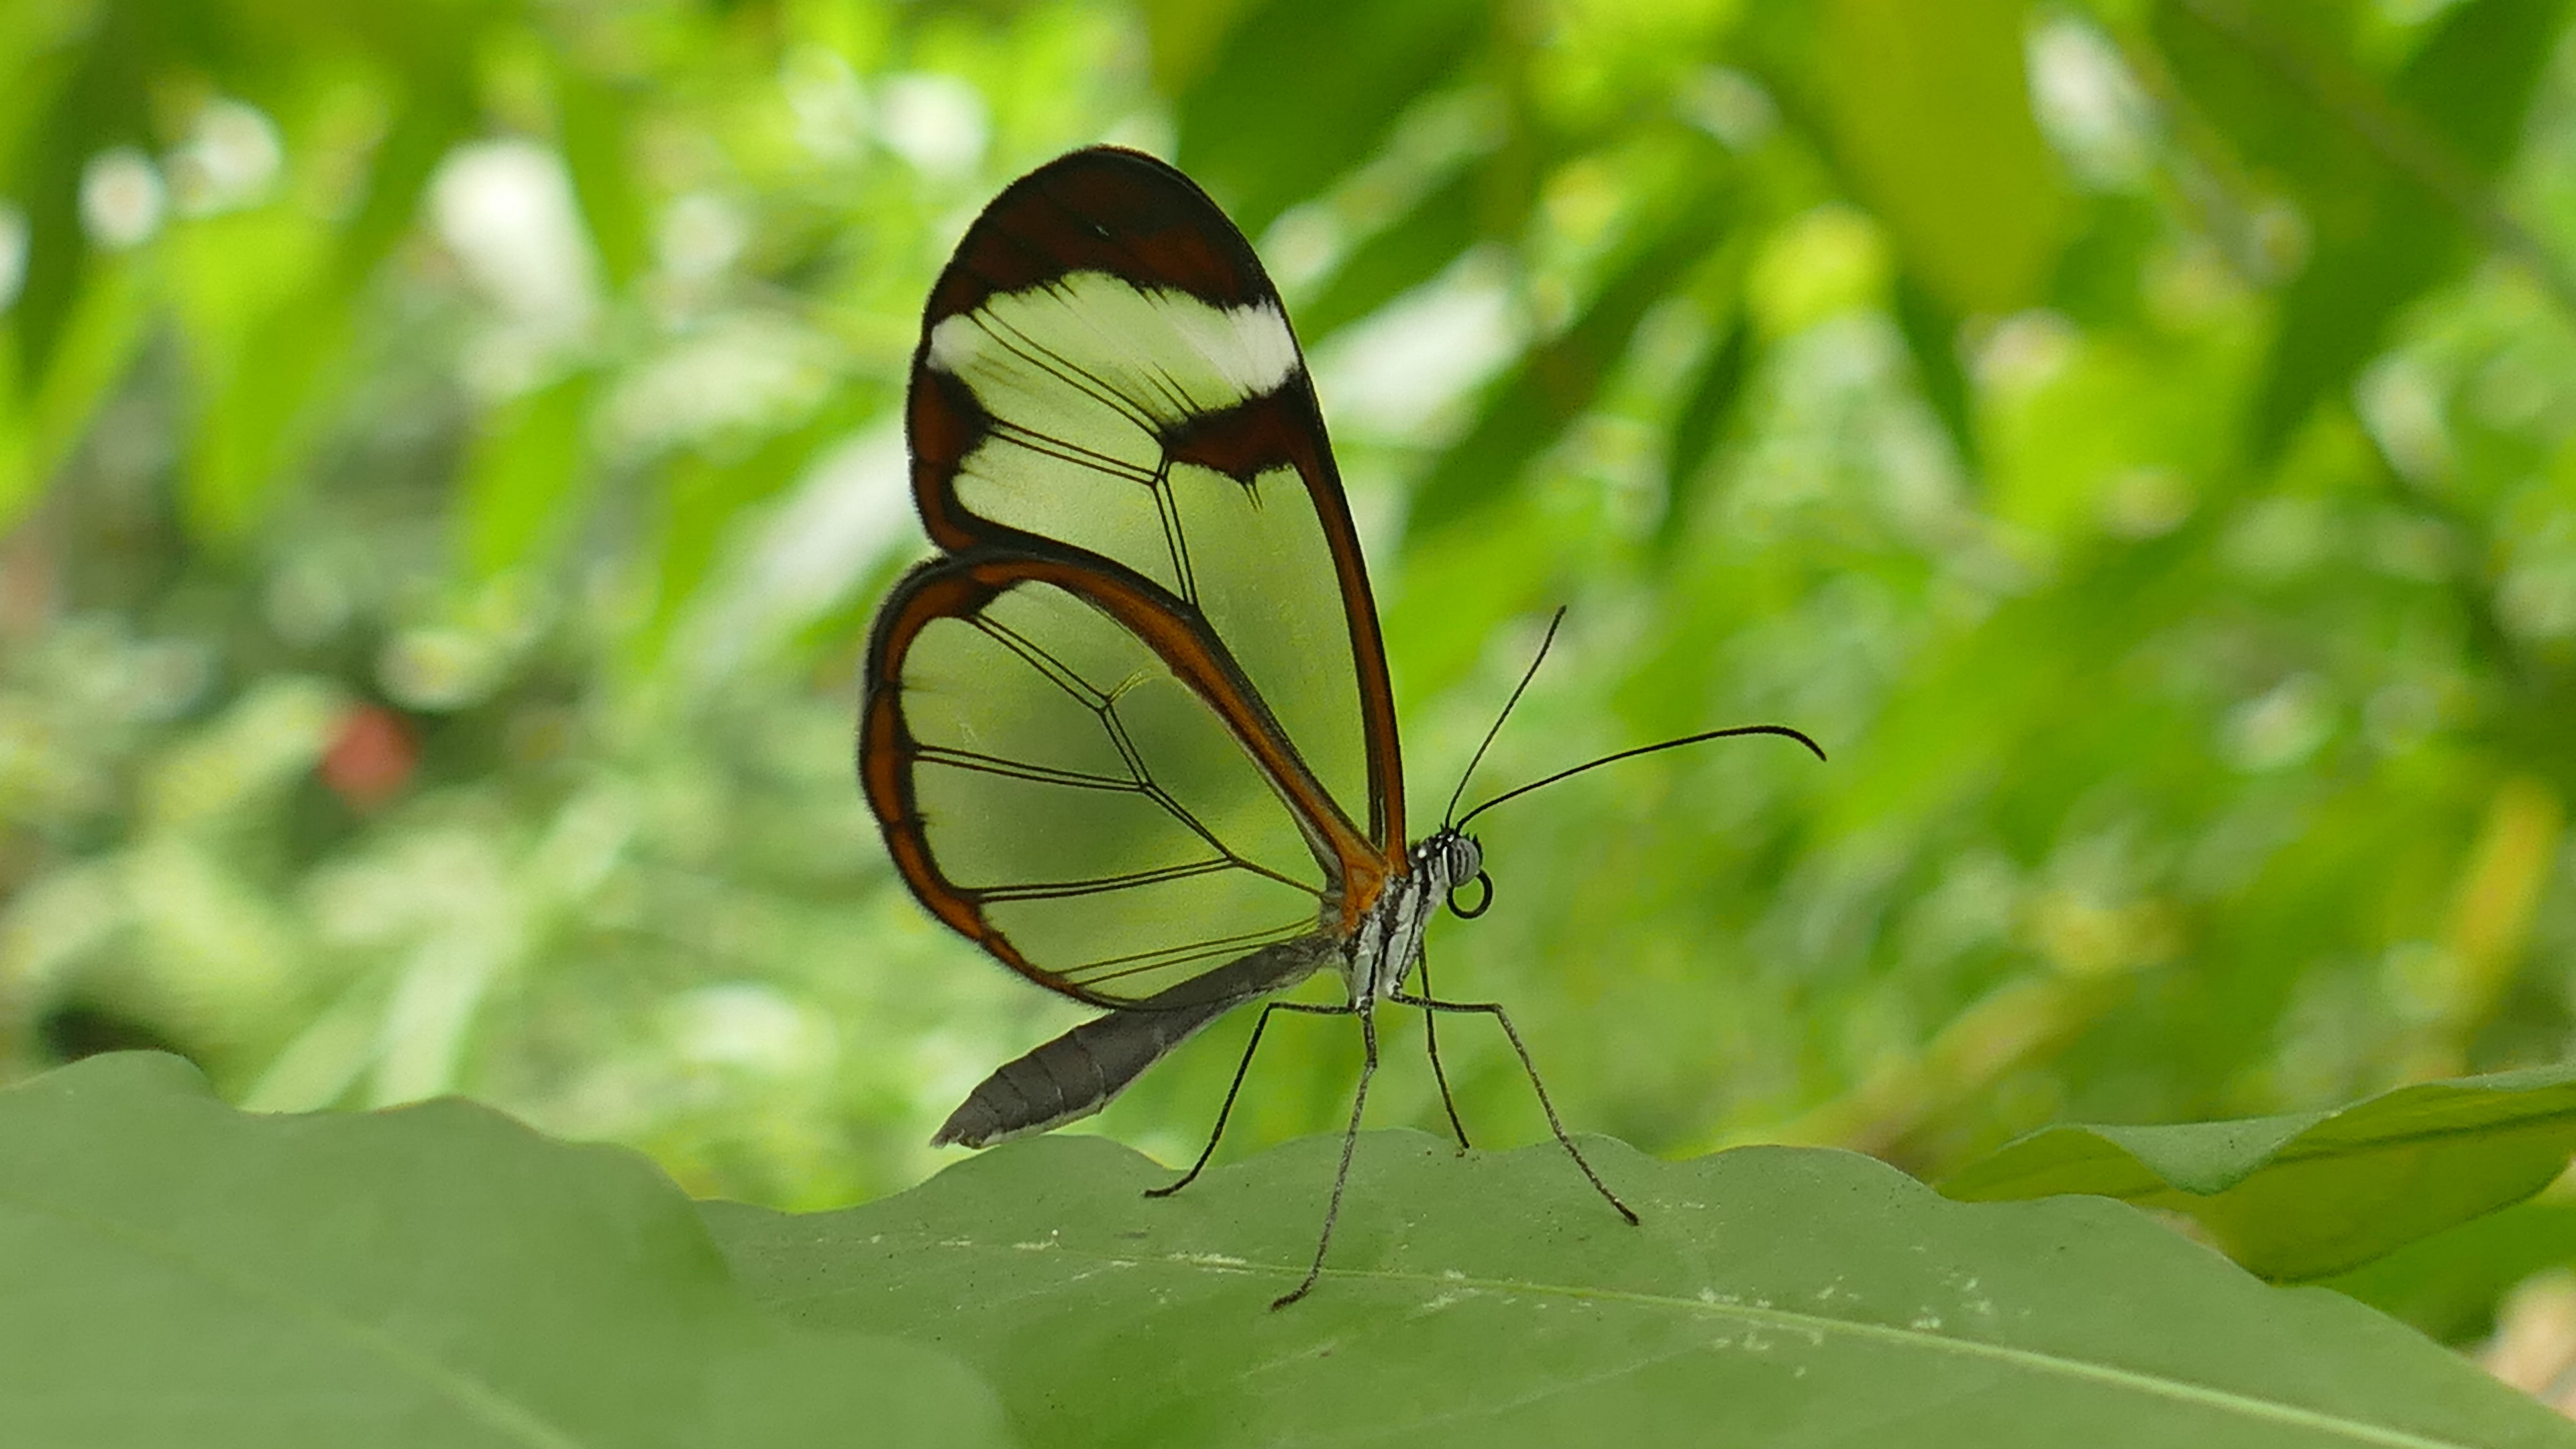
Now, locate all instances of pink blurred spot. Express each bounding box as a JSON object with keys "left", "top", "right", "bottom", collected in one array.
[{"left": 321, "top": 704, "right": 417, "bottom": 812}]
